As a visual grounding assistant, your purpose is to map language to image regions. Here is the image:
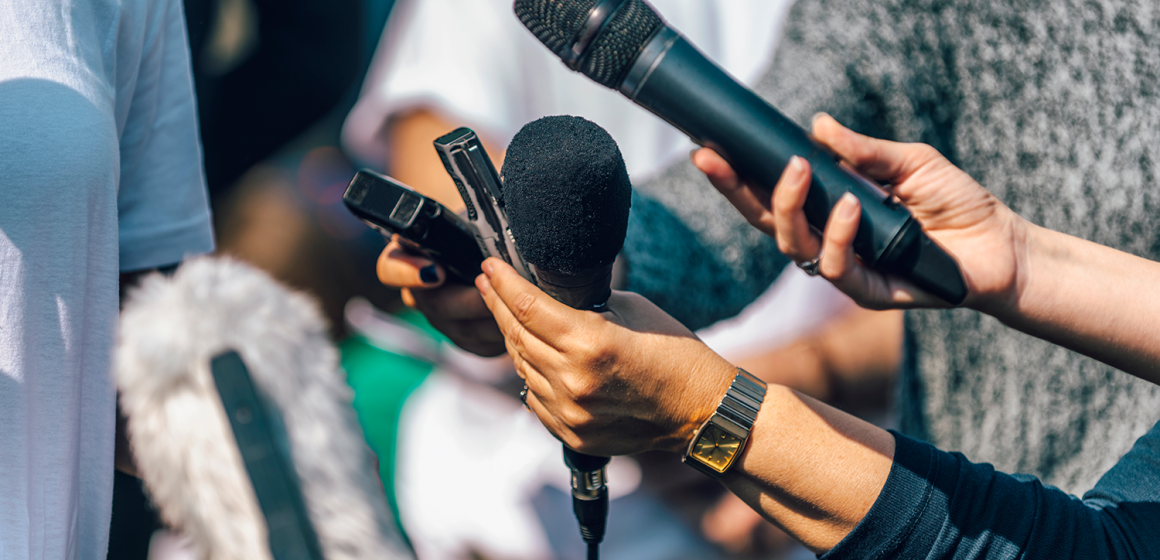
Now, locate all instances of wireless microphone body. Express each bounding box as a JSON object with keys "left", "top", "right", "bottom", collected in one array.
[
  {"left": 116, "top": 257, "right": 412, "bottom": 560},
  {"left": 514, "top": 0, "right": 968, "bottom": 304},
  {"left": 503, "top": 115, "right": 634, "bottom": 556}
]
